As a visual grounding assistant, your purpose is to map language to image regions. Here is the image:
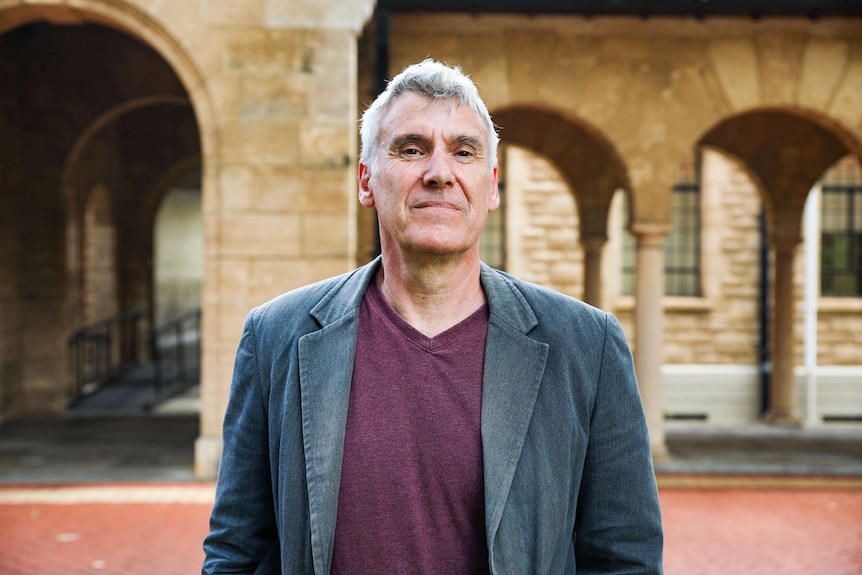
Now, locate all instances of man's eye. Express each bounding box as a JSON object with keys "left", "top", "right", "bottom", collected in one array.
[
  {"left": 455, "top": 149, "right": 475, "bottom": 159},
  {"left": 401, "top": 147, "right": 422, "bottom": 156}
]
